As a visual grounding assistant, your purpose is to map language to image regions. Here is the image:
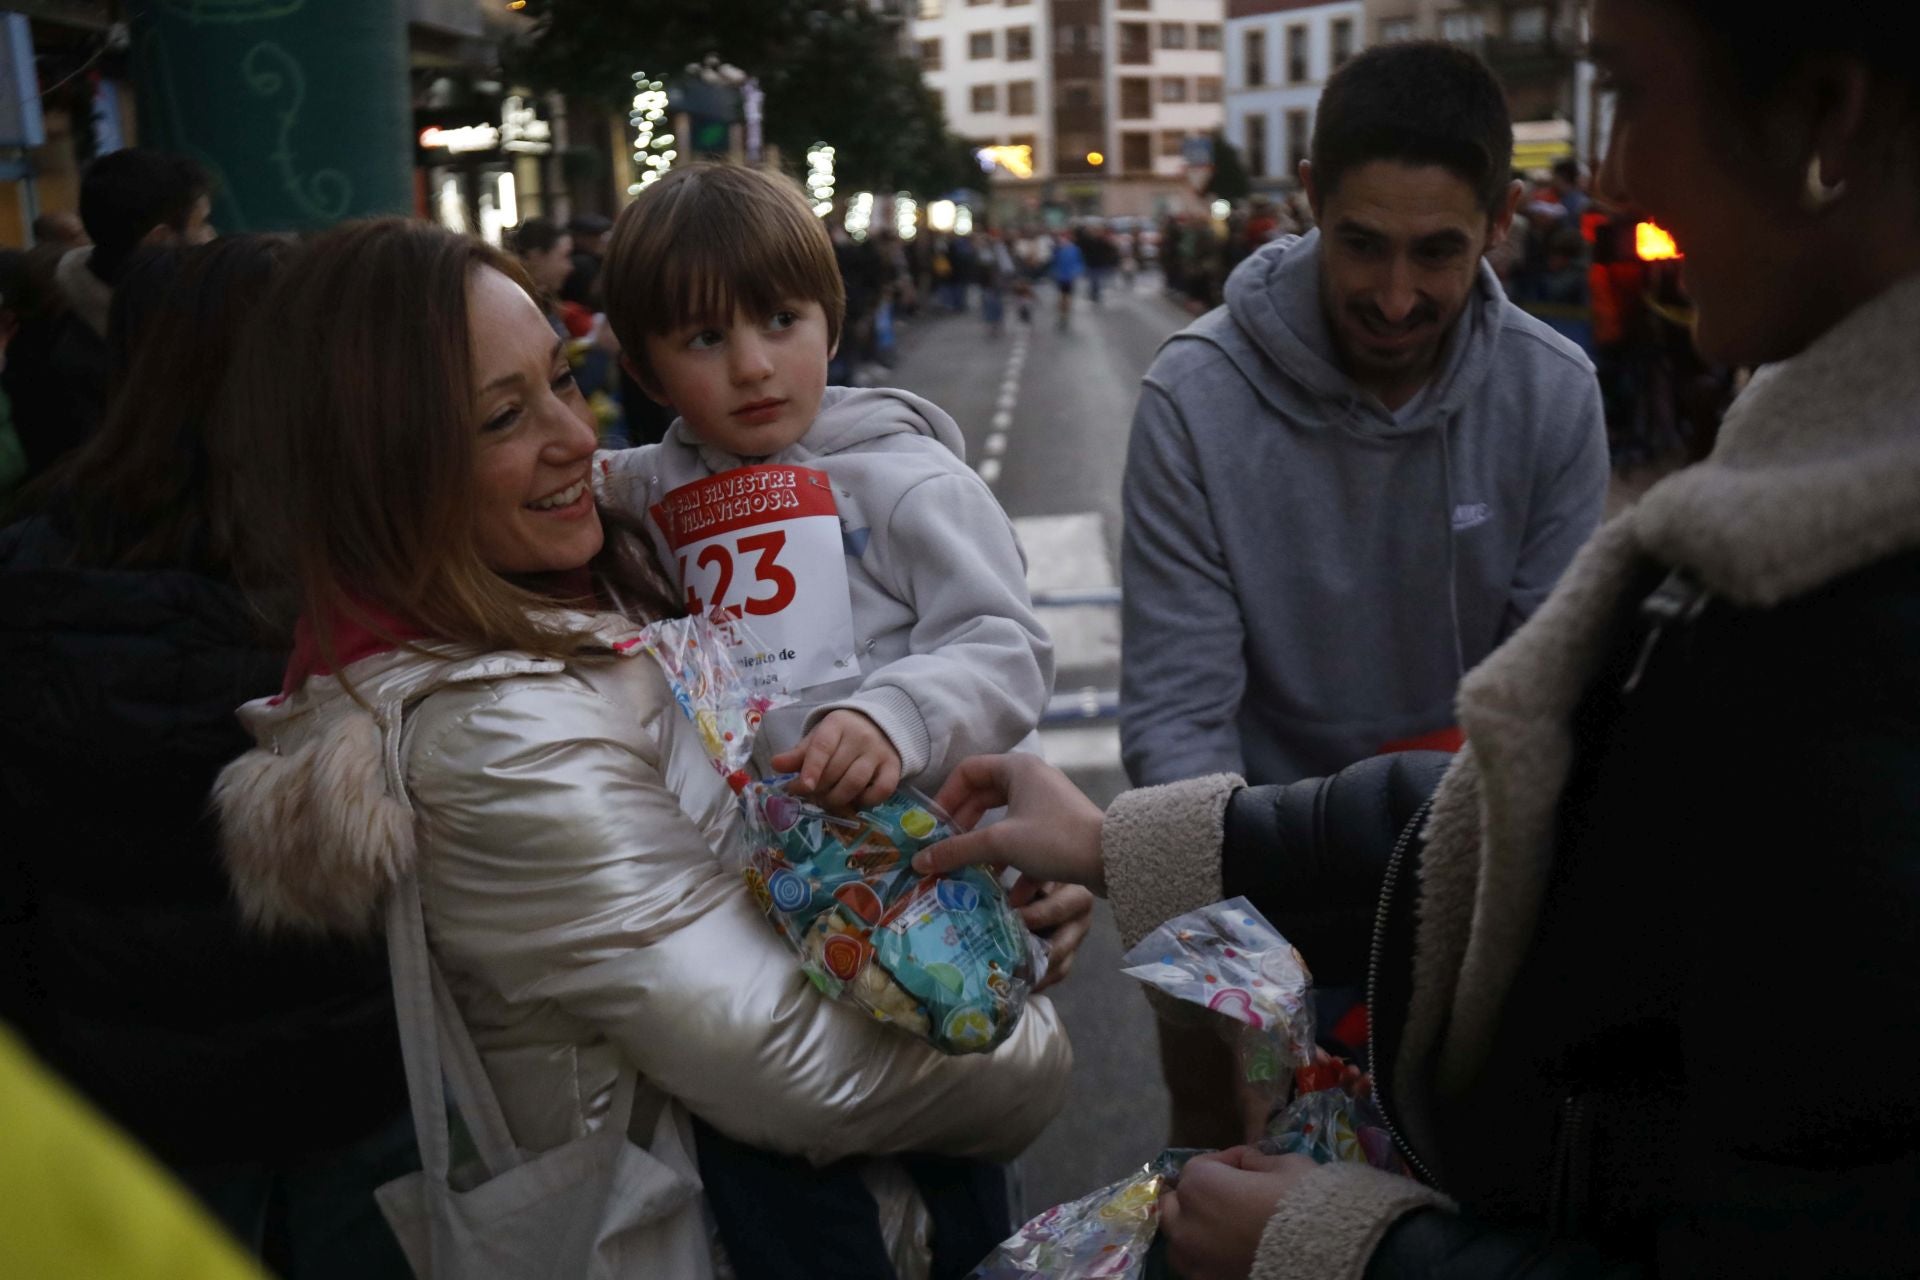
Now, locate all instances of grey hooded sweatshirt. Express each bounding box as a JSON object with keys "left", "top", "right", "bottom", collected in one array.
[
  {"left": 598, "top": 386, "right": 1052, "bottom": 788},
  {"left": 1120, "top": 230, "right": 1607, "bottom": 788}
]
